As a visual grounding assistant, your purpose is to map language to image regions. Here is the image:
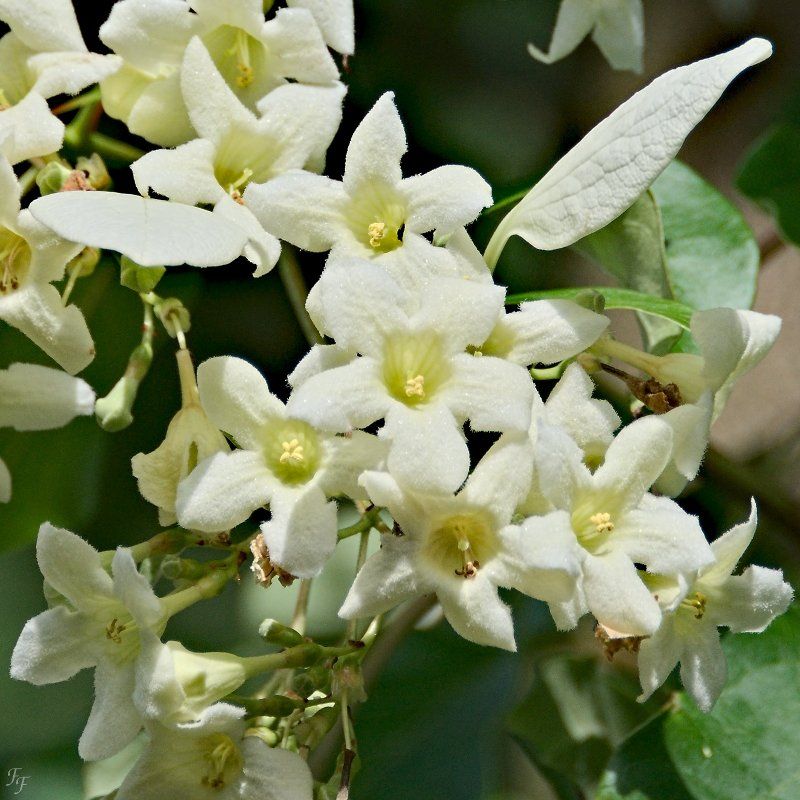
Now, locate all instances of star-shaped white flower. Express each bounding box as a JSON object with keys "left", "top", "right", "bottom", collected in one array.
[
  {"left": 286, "top": 263, "right": 534, "bottom": 494},
  {"left": 486, "top": 39, "right": 772, "bottom": 267},
  {"left": 130, "top": 37, "right": 345, "bottom": 276},
  {"left": 0, "top": 154, "right": 94, "bottom": 373},
  {"left": 528, "top": 0, "right": 644, "bottom": 73},
  {"left": 0, "top": 362, "right": 94, "bottom": 501},
  {"left": 176, "top": 356, "right": 386, "bottom": 578},
  {"left": 638, "top": 501, "right": 793, "bottom": 711},
  {"left": 244, "top": 92, "right": 493, "bottom": 259},
  {"left": 0, "top": 0, "right": 121, "bottom": 163},
  {"left": 100, "top": 0, "right": 338, "bottom": 146},
  {"left": 340, "top": 438, "right": 581, "bottom": 651},
  {"left": 116, "top": 703, "right": 313, "bottom": 800},
  {"left": 10, "top": 524, "right": 170, "bottom": 760},
  {"left": 529, "top": 414, "right": 714, "bottom": 635}
]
